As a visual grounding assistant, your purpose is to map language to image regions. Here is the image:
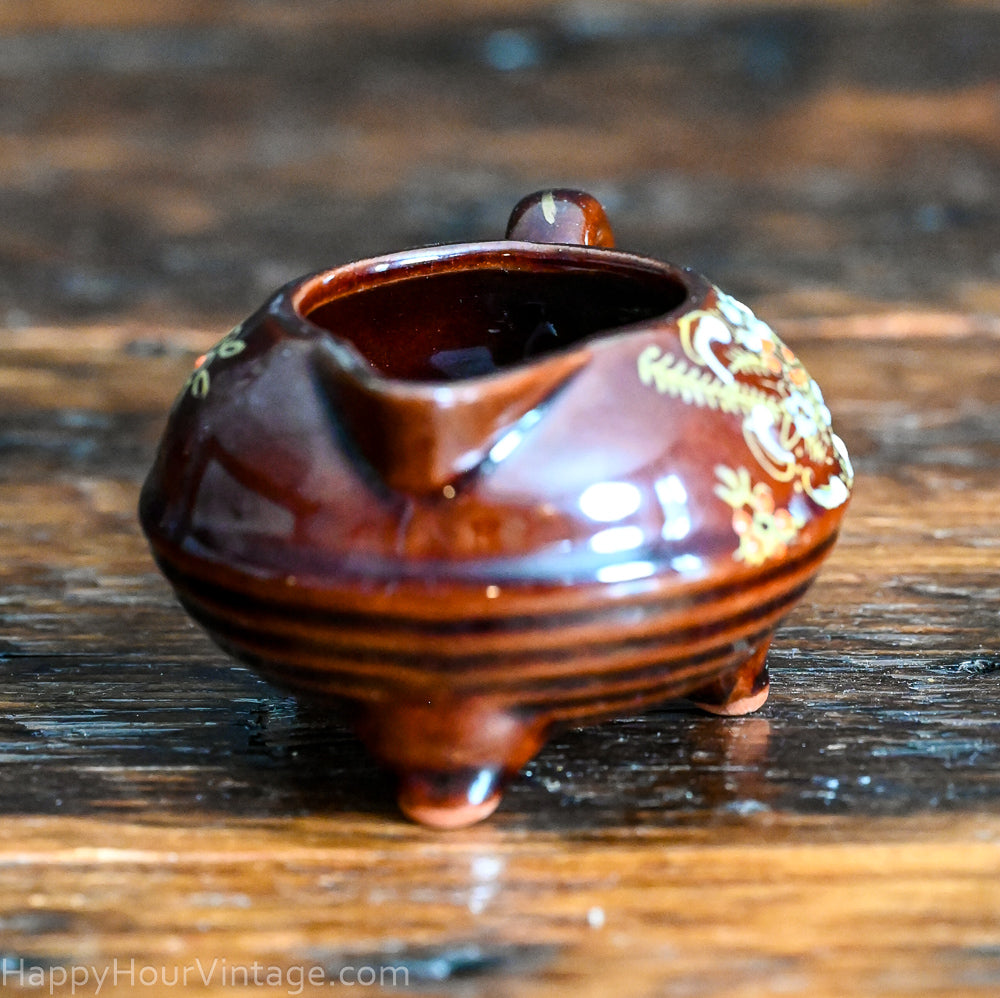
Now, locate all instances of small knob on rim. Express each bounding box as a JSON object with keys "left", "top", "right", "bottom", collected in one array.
[{"left": 505, "top": 189, "right": 615, "bottom": 248}]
